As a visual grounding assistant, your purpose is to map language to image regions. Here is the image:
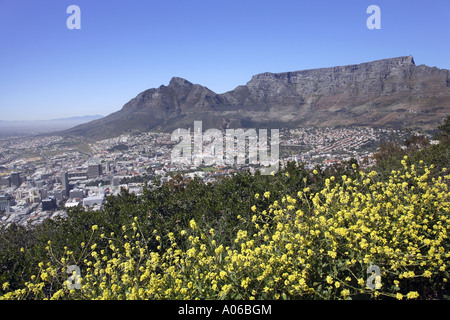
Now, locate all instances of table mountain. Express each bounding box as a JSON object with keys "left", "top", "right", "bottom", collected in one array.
[{"left": 61, "top": 56, "right": 450, "bottom": 140}]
